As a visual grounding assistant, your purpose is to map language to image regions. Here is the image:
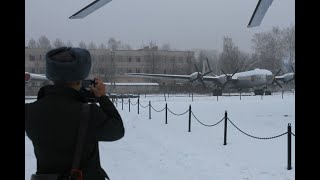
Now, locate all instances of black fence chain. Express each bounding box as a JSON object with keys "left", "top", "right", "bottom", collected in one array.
[
  {"left": 130, "top": 101, "right": 138, "bottom": 106},
  {"left": 123, "top": 100, "right": 129, "bottom": 104},
  {"left": 291, "top": 132, "right": 295, "bottom": 136},
  {"left": 227, "top": 118, "right": 288, "bottom": 140},
  {"left": 167, "top": 108, "right": 189, "bottom": 116},
  {"left": 191, "top": 111, "right": 224, "bottom": 127},
  {"left": 139, "top": 103, "right": 149, "bottom": 108},
  {"left": 150, "top": 104, "right": 166, "bottom": 112}
]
